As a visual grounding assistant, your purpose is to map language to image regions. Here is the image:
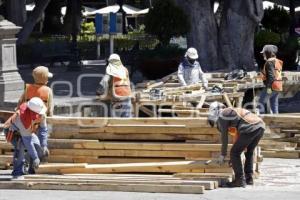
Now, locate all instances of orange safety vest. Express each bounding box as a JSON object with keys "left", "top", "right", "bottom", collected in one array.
[
  {"left": 25, "top": 84, "right": 50, "bottom": 107},
  {"left": 112, "top": 71, "right": 131, "bottom": 98},
  {"left": 226, "top": 108, "right": 262, "bottom": 143},
  {"left": 261, "top": 58, "right": 283, "bottom": 91}
]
